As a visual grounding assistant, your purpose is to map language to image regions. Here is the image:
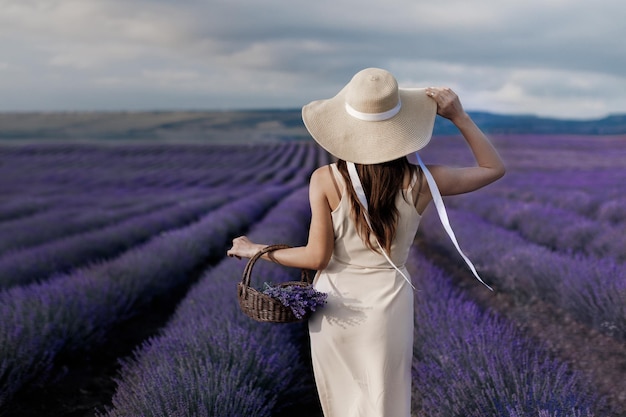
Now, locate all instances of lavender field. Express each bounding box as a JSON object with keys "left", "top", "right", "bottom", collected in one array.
[{"left": 0, "top": 119, "right": 625, "bottom": 416}]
